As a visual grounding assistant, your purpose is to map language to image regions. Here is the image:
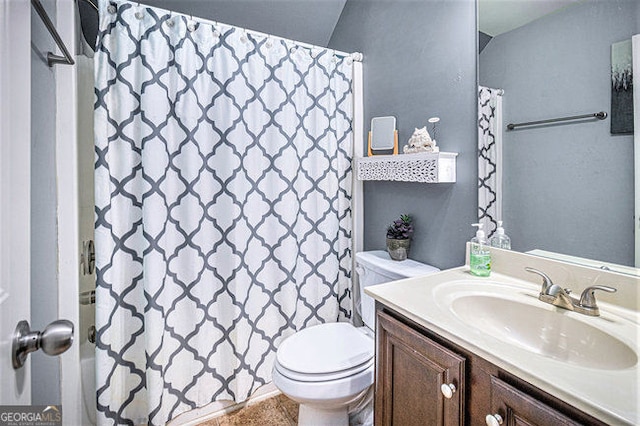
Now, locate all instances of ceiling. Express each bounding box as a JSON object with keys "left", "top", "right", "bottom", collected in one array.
[{"left": 478, "top": 0, "right": 581, "bottom": 36}]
